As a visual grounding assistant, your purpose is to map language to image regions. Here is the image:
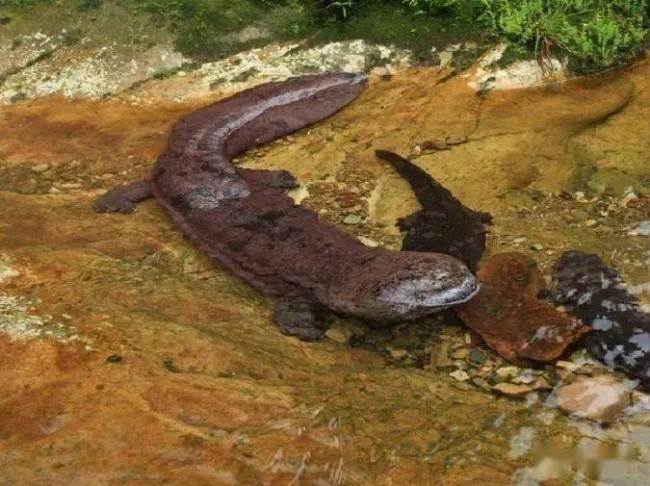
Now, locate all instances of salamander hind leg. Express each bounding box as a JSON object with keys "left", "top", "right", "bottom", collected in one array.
[
  {"left": 273, "top": 300, "right": 325, "bottom": 341},
  {"left": 93, "top": 180, "right": 153, "bottom": 214}
]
